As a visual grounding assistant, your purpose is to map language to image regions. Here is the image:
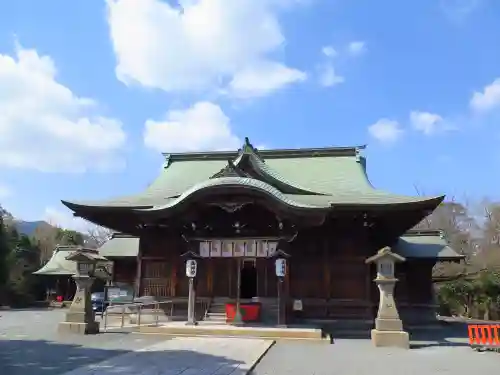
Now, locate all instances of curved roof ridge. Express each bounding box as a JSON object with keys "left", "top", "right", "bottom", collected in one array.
[
  {"left": 134, "top": 177, "right": 326, "bottom": 216},
  {"left": 230, "top": 138, "right": 329, "bottom": 196}
]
